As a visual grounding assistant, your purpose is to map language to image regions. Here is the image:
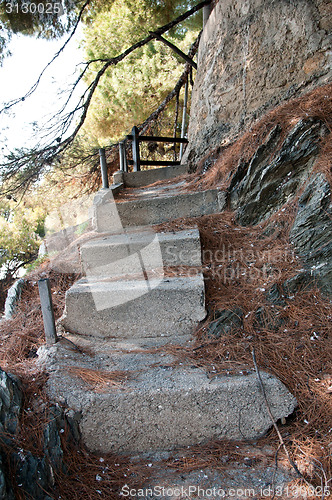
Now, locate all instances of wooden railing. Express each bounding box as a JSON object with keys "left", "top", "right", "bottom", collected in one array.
[{"left": 119, "top": 126, "right": 188, "bottom": 172}]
